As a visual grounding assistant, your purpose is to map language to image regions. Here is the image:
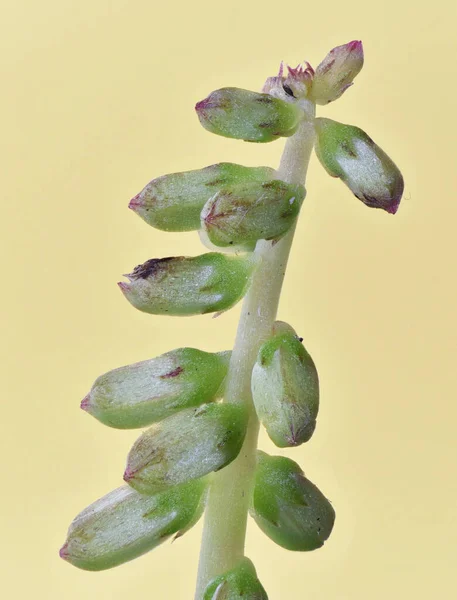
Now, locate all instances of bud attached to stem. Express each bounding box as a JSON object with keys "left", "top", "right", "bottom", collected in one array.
[
  {"left": 310, "top": 40, "right": 364, "bottom": 105},
  {"left": 82, "top": 349, "right": 230, "bottom": 429},
  {"left": 314, "top": 117, "right": 404, "bottom": 214},
  {"left": 251, "top": 322, "right": 319, "bottom": 447},
  {"left": 201, "top": 180, "right": 305, "bottom": 248},
  {"left": 118, "top": 253, "right": 255, "bottom": 316},
  {"left": 250, "top": 452, "right": 335, "bottom": 551},
  {"left": 196, "top": 87, "right": 302, "bottom": 143},
  {"left": 129, "top": 163, "right": 276, "bottom": 232},
  {"left": 203, "top": 557, "right": 268, "bottom": 599},
  {"left": 124, "top": 403, "right": 248, "bottom": 494},
  {"left": 59, "top": 479, "right": 206, "bottom": 571}
]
